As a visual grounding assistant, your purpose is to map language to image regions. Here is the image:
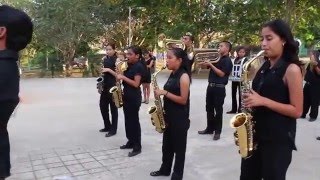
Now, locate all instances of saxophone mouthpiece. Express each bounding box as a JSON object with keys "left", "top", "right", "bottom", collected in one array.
[{"left": 256, "top": 50, "right": 265, "bottom": 57}]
